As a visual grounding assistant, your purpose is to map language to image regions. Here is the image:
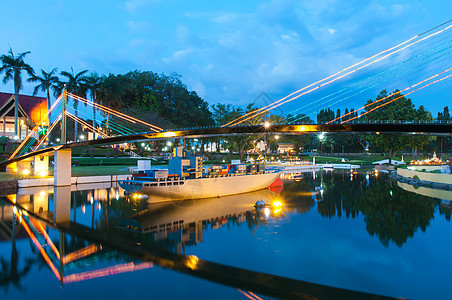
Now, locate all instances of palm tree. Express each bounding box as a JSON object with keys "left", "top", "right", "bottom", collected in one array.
[
  {"left": 27, "top": 68, "right": 60, "bottom": 126},
  {"left": 0, "top": 48, "right": 34, "bottom": 137},
  {"left": 83, "top": 73, "right": 103, "bottom": 138},
  {"left": 60, "top": 68, "right": 88, "bottom": 140}
]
